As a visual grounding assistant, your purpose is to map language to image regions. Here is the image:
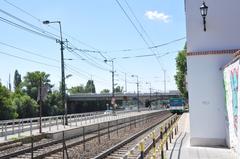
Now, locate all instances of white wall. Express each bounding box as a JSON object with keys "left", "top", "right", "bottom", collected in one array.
[
  {"left": 185, "top": 0, "right": 240, "bottom": 146},
  {"left": 188, "top": 54, "right": 233, "bottom": 146},
  {"left": 185, "top": 0, "right": 240, "bottom": 52}
]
